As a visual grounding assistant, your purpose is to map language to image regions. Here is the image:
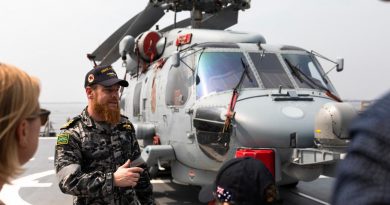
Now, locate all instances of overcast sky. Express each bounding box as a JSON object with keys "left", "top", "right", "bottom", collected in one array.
[{"left": 1, "top": 0, "right": 389, "bottom": 103}]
